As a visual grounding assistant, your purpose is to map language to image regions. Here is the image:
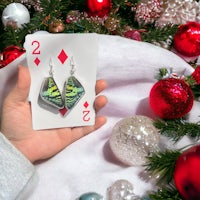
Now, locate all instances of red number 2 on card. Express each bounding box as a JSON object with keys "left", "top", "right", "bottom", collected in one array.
[
  {"left": 32, "top": 41, "right": 40, "bottom": 54},
  {"left": 83, "top": 110, "right": 90, "bottom": 122}
]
